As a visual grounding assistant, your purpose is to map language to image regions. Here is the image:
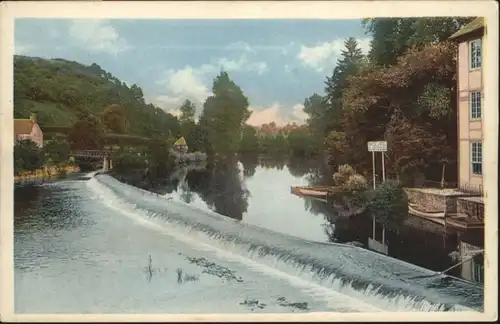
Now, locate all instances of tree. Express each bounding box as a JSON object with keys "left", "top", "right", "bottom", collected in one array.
[
  {"left": 179, "top": 99, "right": 196, "bottom": 124},
  {"left": 130, "top": 84, "right": 145, "bottom": 103},
  {"left": 146, "top": 136, "right": 174, "bottom": 178},
  {"left": 67, "top": 115, "right": 105, "bottom": 150},
  {"left": 363, "top": 17, "right": 475, "bottom": 66},
  {"left": 324, "top": 37, "right": 367, "bottom": 132},
  {"left": 363, "top": 18, "right": 417, "bottom": 66},
  {"left": 201, "top": 71, "right": 251, "bottom": 157},
  {"left": 323, "top": 37, "right": 368, "bottom": 164},
  {"left": 44, "top": 135, "right": 70, "bottom": 167},
  {"left": 287, "top": 127, "right": 316, "bottom": 157},
  {"left": 13, "top": 55, "right": 185, "bottom": 140},
  {"left": 14, "top": 140, "right": 44, "bottom": 175},
  {"left": 102, "top": 104, "right": 129, "bottom": 134},
  {"left": 339, "top": 41, "right": 458, "bottom": 178},
  {"left": 324, "top": 130, "right": 349, "bottom": 165},
  {"left": 303, "top": 93, "right": 329, "bottom": 151},
  {"left": 239, "top": 125, "right": 260, "bottom": 154}
]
